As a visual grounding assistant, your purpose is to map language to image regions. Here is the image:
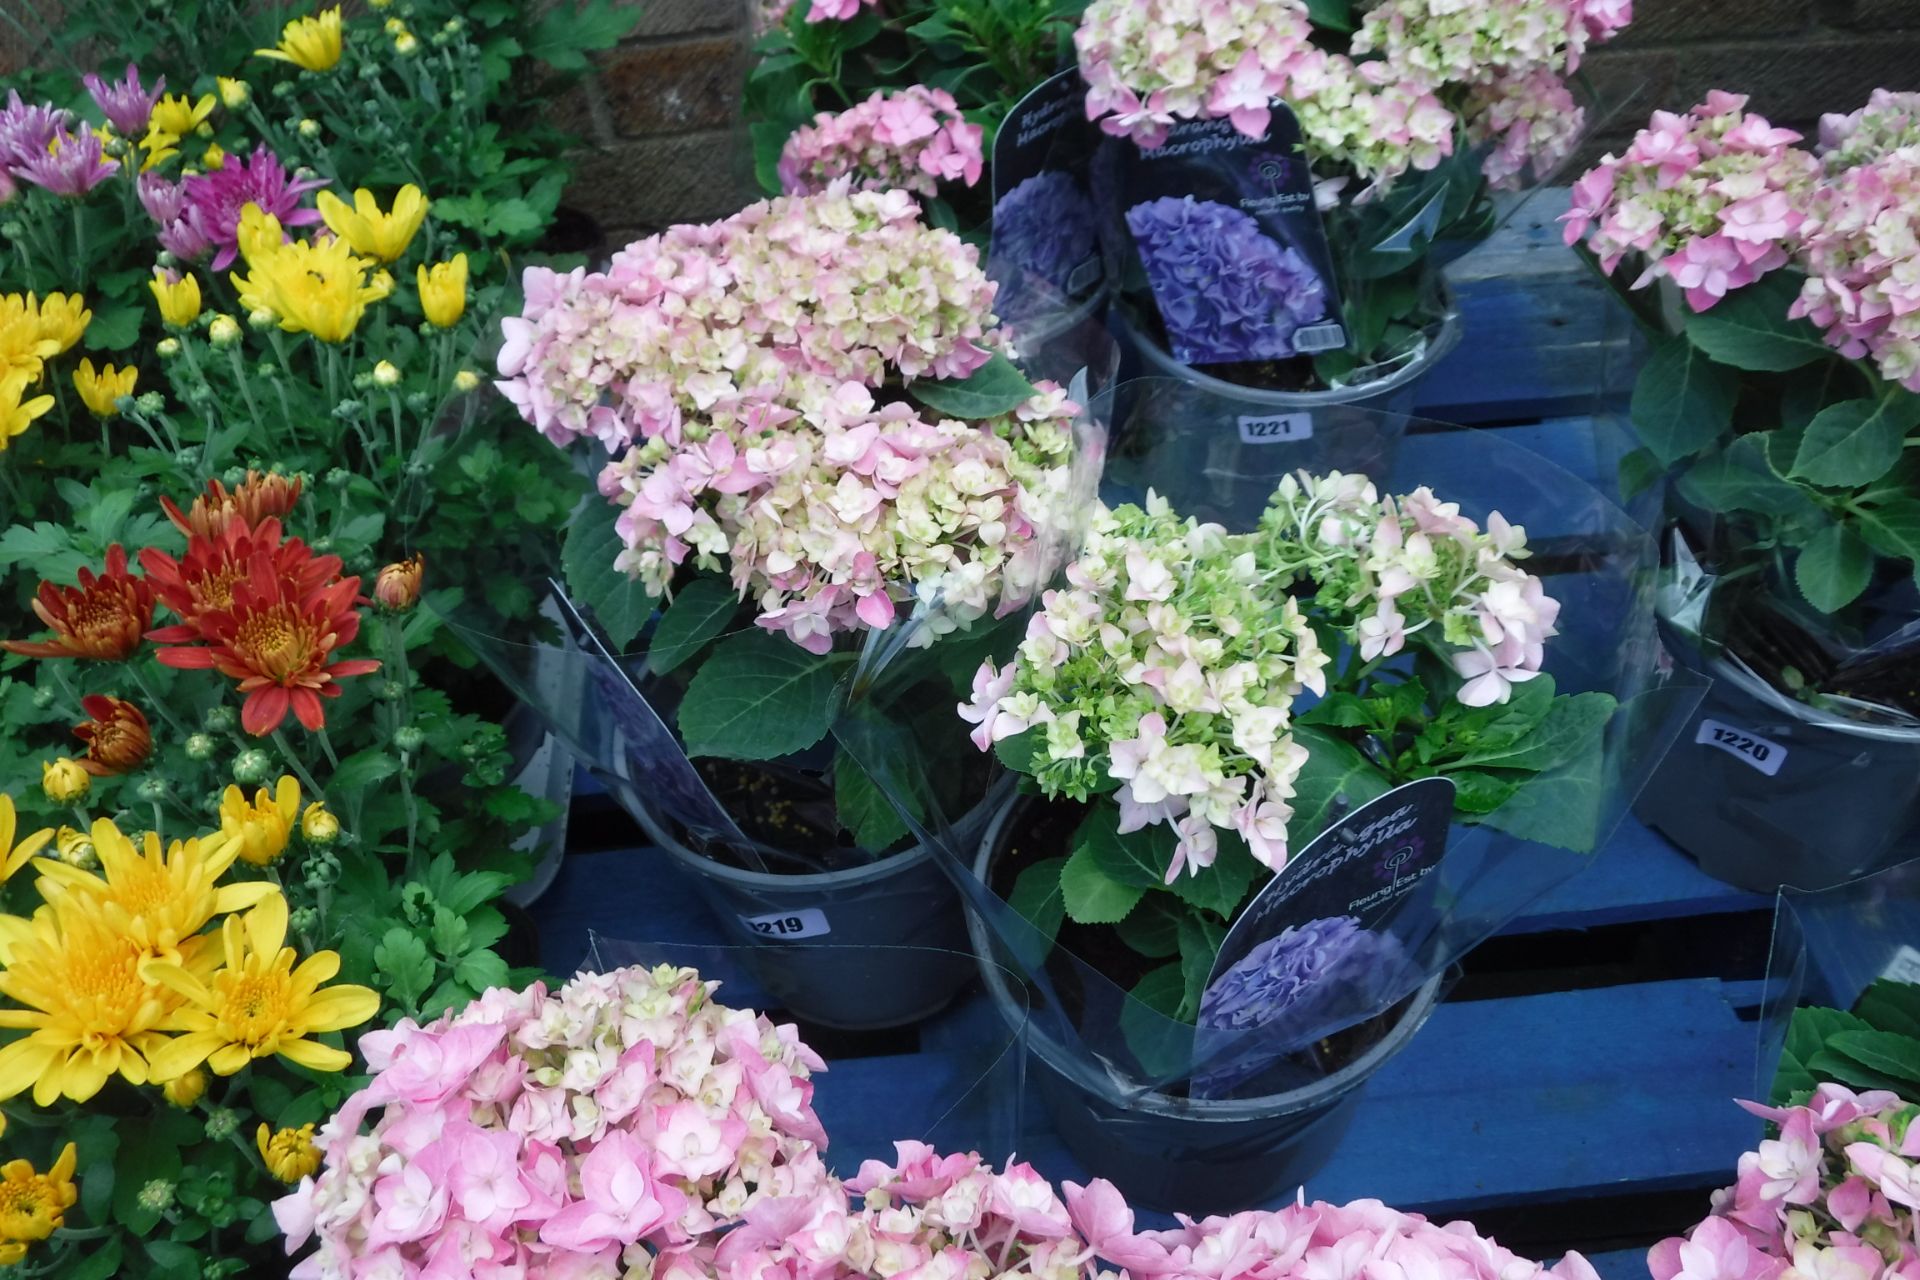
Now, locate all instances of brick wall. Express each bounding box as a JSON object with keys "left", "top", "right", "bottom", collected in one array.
[{"left": 560, "top": 0, "right": 1920, "bottom": 249}]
